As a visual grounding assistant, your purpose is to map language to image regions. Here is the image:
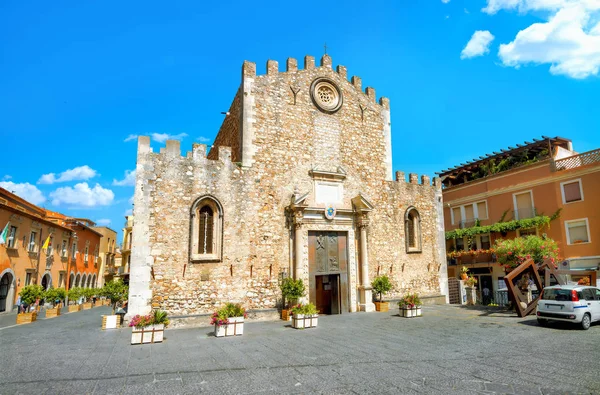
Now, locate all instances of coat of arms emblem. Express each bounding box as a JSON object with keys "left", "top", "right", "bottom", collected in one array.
[{"left": 325, "top": 205, "right": 336, "bottom": 220}]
